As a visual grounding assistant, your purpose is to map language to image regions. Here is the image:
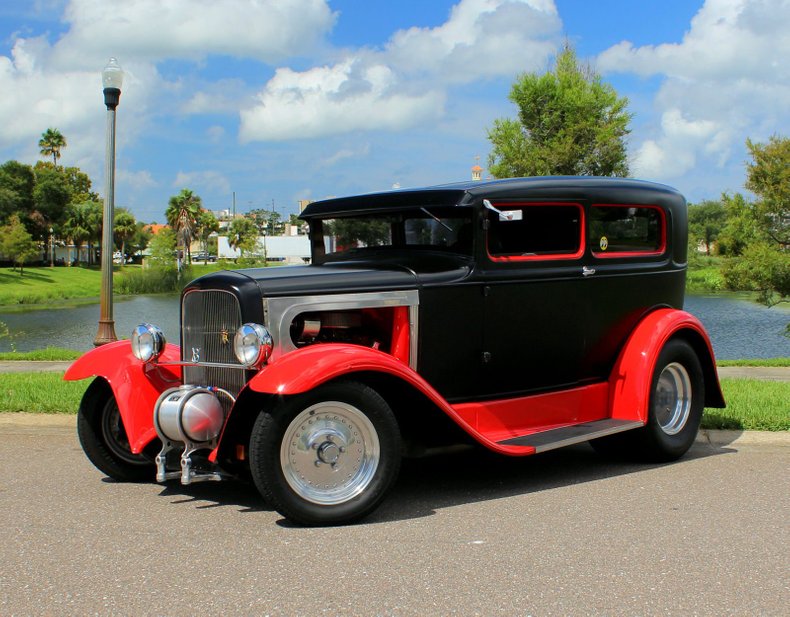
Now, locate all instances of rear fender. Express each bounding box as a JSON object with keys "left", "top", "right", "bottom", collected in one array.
[
  {"left": 609, "top": 308, "right": 725, "bottom": 424},
  {"left": 64, "top": 341, "right": 182, "bottom": 453}
]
